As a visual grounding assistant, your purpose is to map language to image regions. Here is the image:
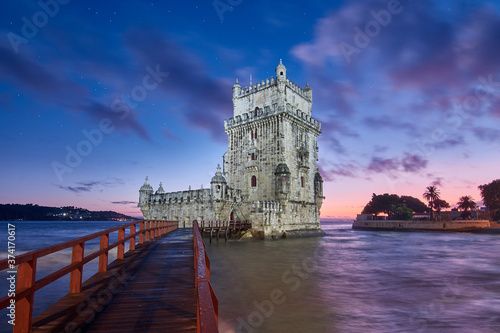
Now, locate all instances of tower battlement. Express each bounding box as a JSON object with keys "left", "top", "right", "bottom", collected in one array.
[
  {"left": 224, "top": 102, "right": 321, "bottom": 132},
  {"left": 234, "top": 77, "right": 312, "bottom": 102}
]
